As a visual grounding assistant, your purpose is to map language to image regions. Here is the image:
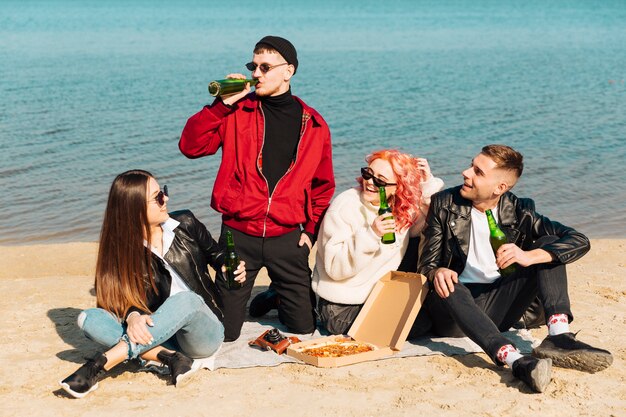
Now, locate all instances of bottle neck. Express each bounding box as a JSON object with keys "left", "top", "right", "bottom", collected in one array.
[
  {"left": 226, "top": 231, "right": 236, "bottom": 250},
  {"left": 485, "top": 209, "right": 505, "bottom": 237},
  {"left": 378, "top": 187, "right": 389, "bottom": 209}
]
